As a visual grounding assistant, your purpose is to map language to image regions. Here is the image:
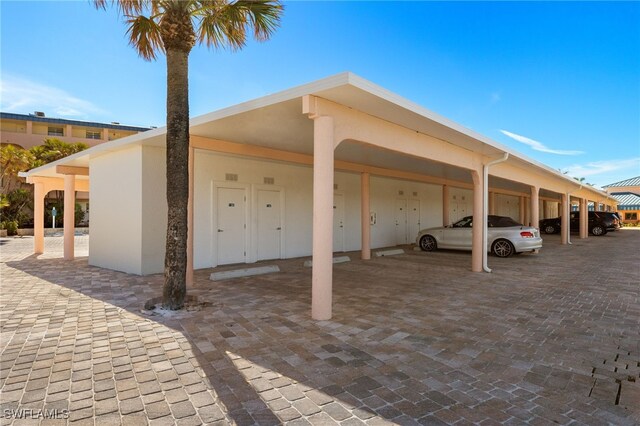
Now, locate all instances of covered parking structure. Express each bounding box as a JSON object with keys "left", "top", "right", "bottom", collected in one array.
[{"left": 21, "top": 73, "right": 617, "bottom": 320}]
